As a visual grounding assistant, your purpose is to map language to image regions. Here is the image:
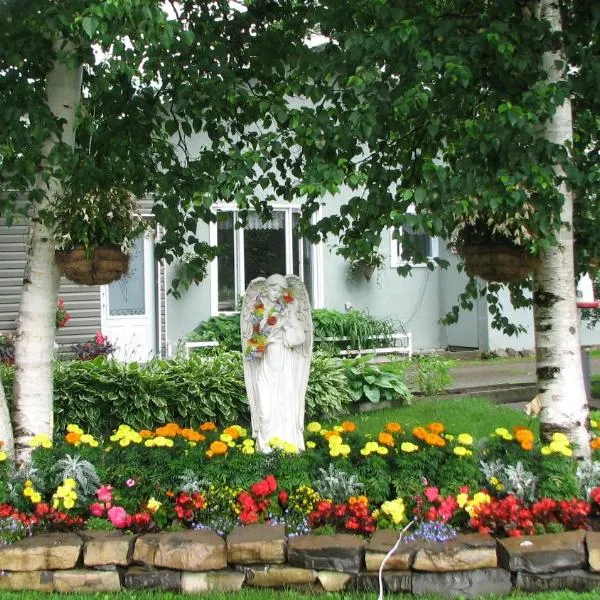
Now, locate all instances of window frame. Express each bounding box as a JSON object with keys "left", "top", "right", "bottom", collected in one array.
[
  {"left": 209, "top": 202, "right": 324, "bottom": 315},
  {"left": 389, "top": 213, "right": 439, "bottom": 269}
]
